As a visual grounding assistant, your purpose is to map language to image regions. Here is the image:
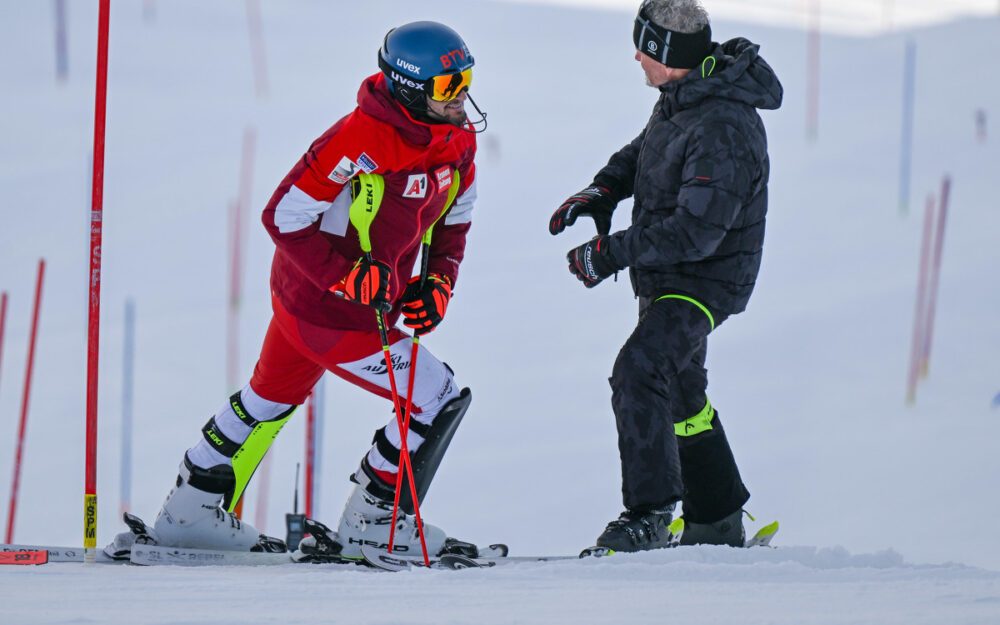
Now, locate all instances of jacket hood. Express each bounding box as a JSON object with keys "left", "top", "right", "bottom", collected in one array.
[
  {"left": 356, "top": 73, "right": 467, "bottom": 147},
  {"left": 665, "top": 37, "right": 783, "bottom": 112}
]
